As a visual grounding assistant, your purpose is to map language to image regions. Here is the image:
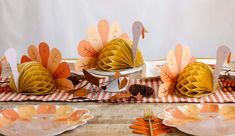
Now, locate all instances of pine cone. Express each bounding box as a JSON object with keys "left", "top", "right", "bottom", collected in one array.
[{"left": 129, "top": 84, "right": 154, "bottom": 97}]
